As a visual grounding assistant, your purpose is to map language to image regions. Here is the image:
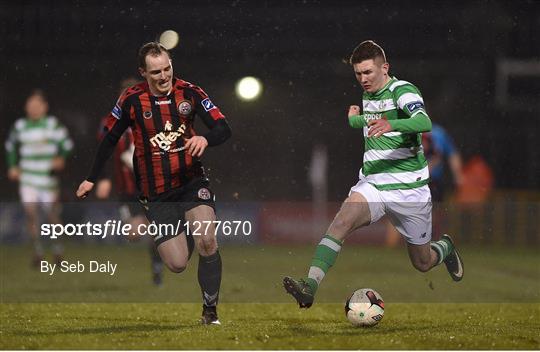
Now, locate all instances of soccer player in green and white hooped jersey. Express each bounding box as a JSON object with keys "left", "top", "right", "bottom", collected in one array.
[
  {"left": 5, "top": 90, "right": 73, "bottom": 266},
  {"left": 284, "top": 40, "right": 464, "bottom": 308}
]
